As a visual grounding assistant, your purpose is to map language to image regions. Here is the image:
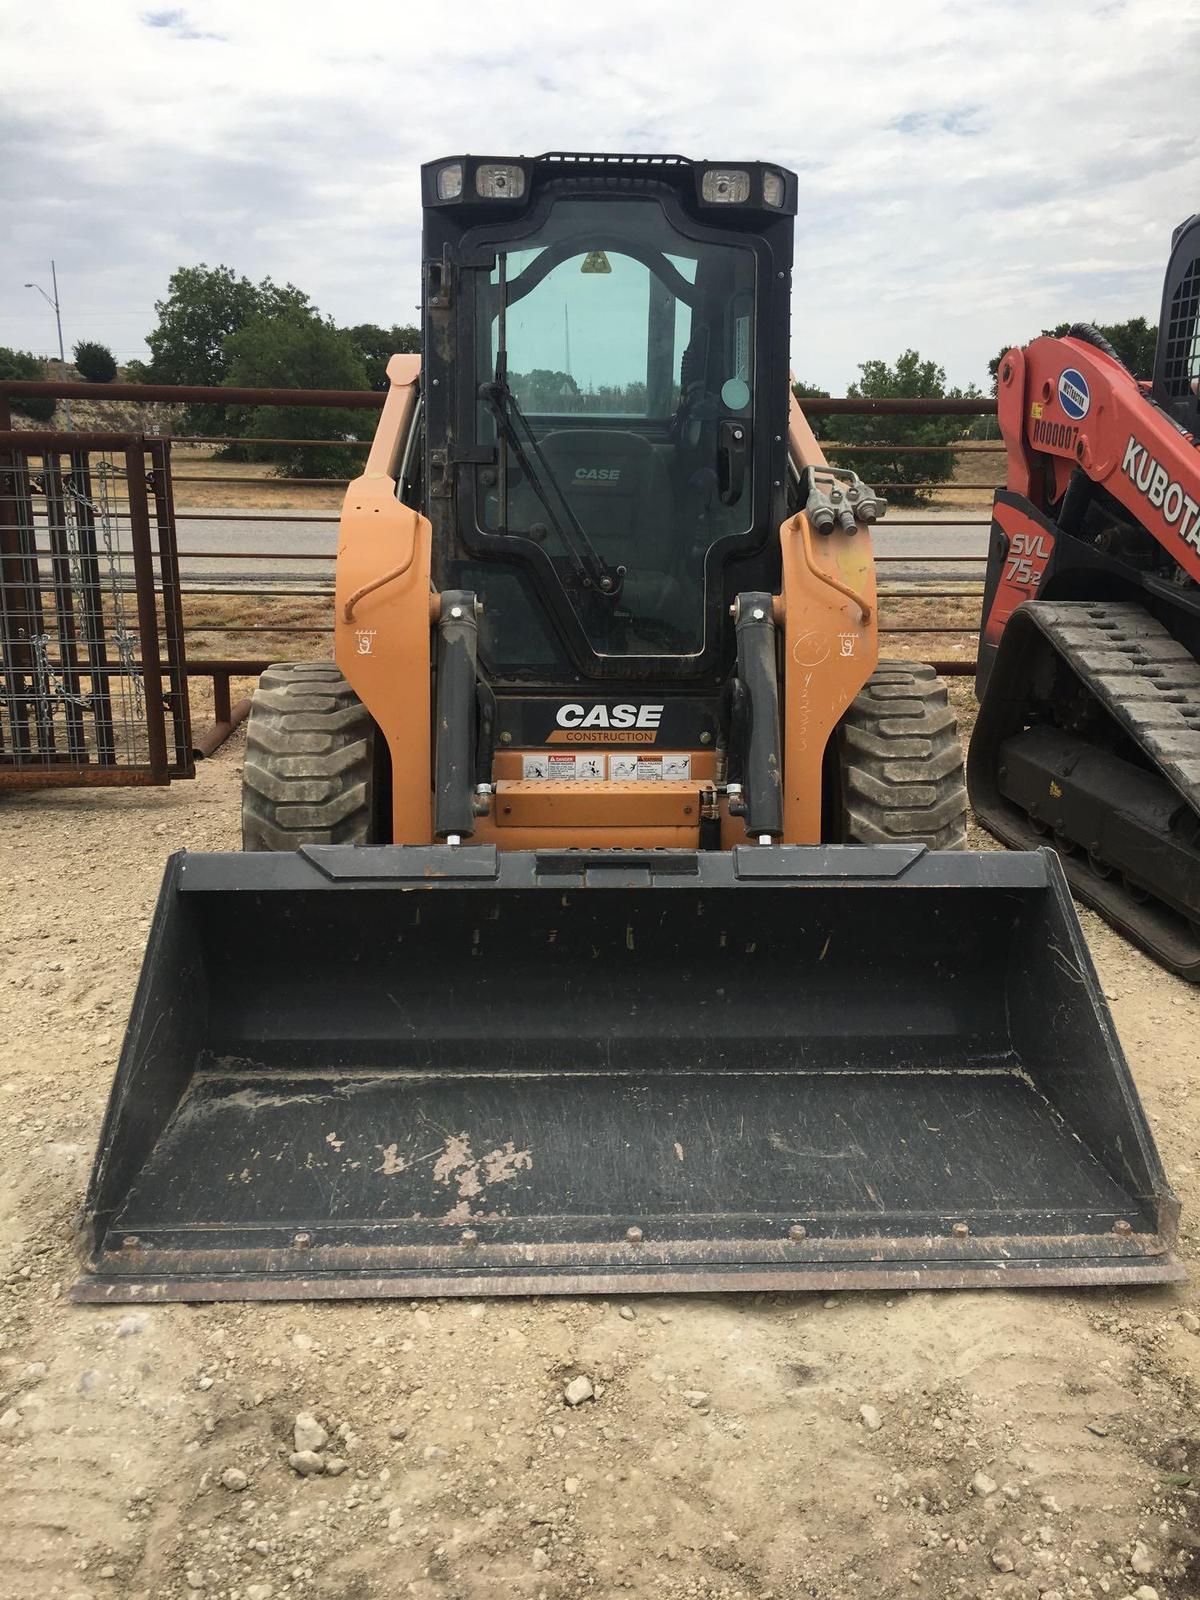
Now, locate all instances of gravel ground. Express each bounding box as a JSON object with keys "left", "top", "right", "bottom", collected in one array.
[{"left": 3, "top": 712, "right": 1200, "bottom": 1600}]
